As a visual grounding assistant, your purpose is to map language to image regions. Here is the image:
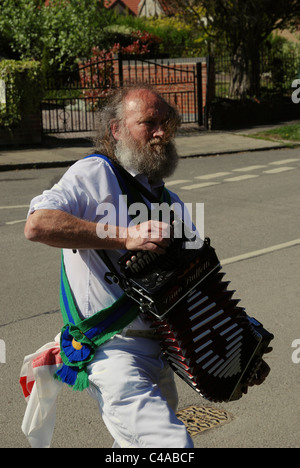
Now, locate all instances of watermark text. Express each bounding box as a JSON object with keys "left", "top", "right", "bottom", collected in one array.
[
  {"left": 96, "top": 196, "right": 204, "bottom": 249},
  {"left": 0, "top": 339, "right": 6, "bottom": 364},
  {"left": 291, "top": 339, "right": 300, "bottom": 364},
  {"left": 291, "top": 79, "right": 300, "bottom": 104}
]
